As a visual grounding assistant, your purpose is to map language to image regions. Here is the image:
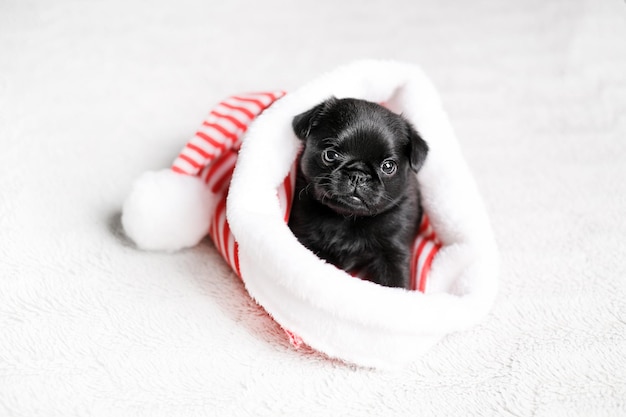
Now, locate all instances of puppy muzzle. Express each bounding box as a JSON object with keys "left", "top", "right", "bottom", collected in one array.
[{"left": 348, "top": 170, "right": 370, "bottom": 186}]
